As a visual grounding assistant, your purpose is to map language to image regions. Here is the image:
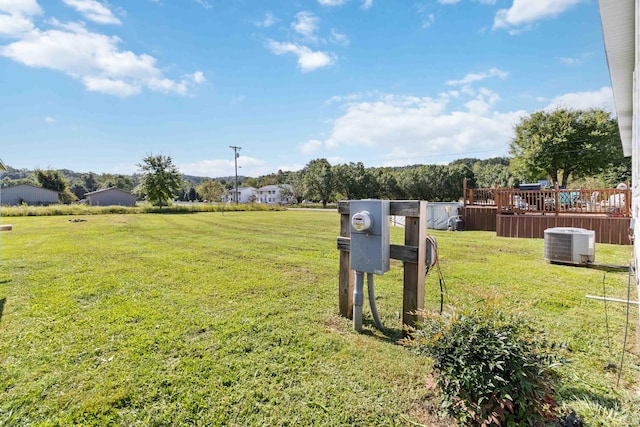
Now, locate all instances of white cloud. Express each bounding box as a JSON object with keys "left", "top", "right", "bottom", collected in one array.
[
  {"left": 62, "top": 0, "right": 121, "bottom": 25},
  {"left": 493, "top": 0, "right": 584, "bottom": 32},
  {"left": 300, "top": 139, "right": 324, "bottom": 154},
  {"left": 446, "top": 67, "right": 508, "bottom": 86},
  {"left": 277, "top": 162, "right": 305, "bottom": 173},
  {"left": 438, "top": 0, "right": 461, "bottom": 4},
  {"left": 192, "top": 71, "right": 206, "bottom": 84},
  {"left": 316, "top": 92, "right": 527, "bottom": 165},
  {"left": 83, "top": 76, "right": 140, "bottom": 96},
  {"left": 318, "top": 0, "right": 348, "bottom": 6},
  {"left": 267, "top": 40, "right": 334, "bottom": 72},
  {"left": 330, "top": 29, "right": 349, "bottom": 46},
  {"left": 0, "top": 0, "right": 42, "bottom": 16},
  {"left": 558, "top": 52, "right": 592, "bottom": 66},
  {"left": 543, "top": 87, "right": 615, "bottom": 113},
  {"left": 194, "top": 0, "right": 212, "bottom": 9},
  {"left": 0, "top": 18, "right": 205, "bottom": 96},
  {"left": 179, "top": 157, "right": 272, "bottom": 178},
  {"left": 292, "top": 11, "right": 320, "bottom": 40},
  {"left": 45, "top": 116, "right": 56, "bottom": 123},
  {"left": 361, "top": 0, "right": 373, "bottom": 9},
  {"left": 0, "top": 12, "right": 35, "bottom": 35},
  {"left": 255, "top": 12, "right": 277, "bottom": 28},
  {"left": 0, "top": 0, "right": 41, "bottom": 37}
]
